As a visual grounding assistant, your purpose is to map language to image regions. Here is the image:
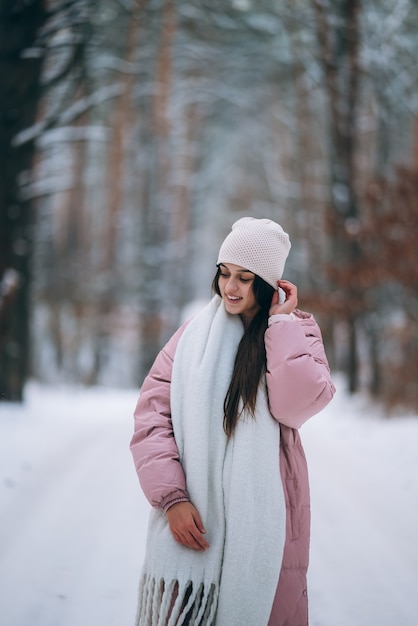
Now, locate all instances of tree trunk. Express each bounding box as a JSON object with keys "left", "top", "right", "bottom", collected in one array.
[
  {"left": 312, "top": 0, "right": 362, "bottom": 393},
  {"left": 138, "top": 0, "right": 176, "bottom": 381},
  {"left": 0, "top": 1, "right": 48, "bottom": 400}
]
